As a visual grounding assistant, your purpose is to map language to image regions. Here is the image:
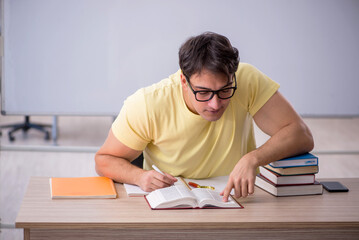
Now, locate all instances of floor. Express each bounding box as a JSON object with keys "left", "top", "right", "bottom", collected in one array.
[{"left": 1, "top": 115, "right": 359, "bottom": 240}]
